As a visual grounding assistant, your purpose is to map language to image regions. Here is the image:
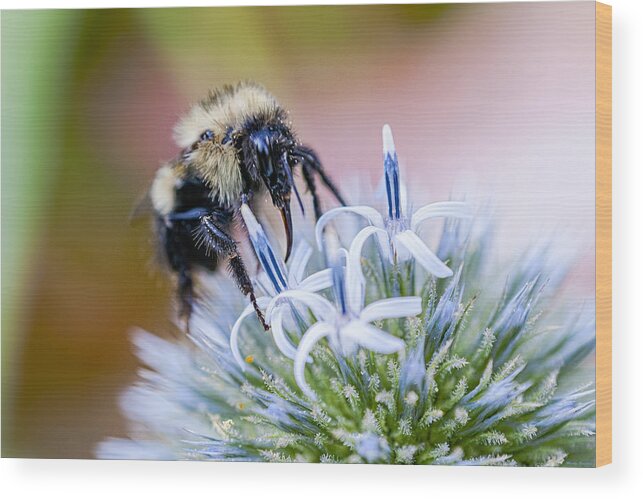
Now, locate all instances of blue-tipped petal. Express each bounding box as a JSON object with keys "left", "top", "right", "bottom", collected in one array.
[
  {"left": 383, "top": 124, "right": 401, "bottom": 220},
  {"left": 240, "top": 204, "right": 288, "bottom": 294}
]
